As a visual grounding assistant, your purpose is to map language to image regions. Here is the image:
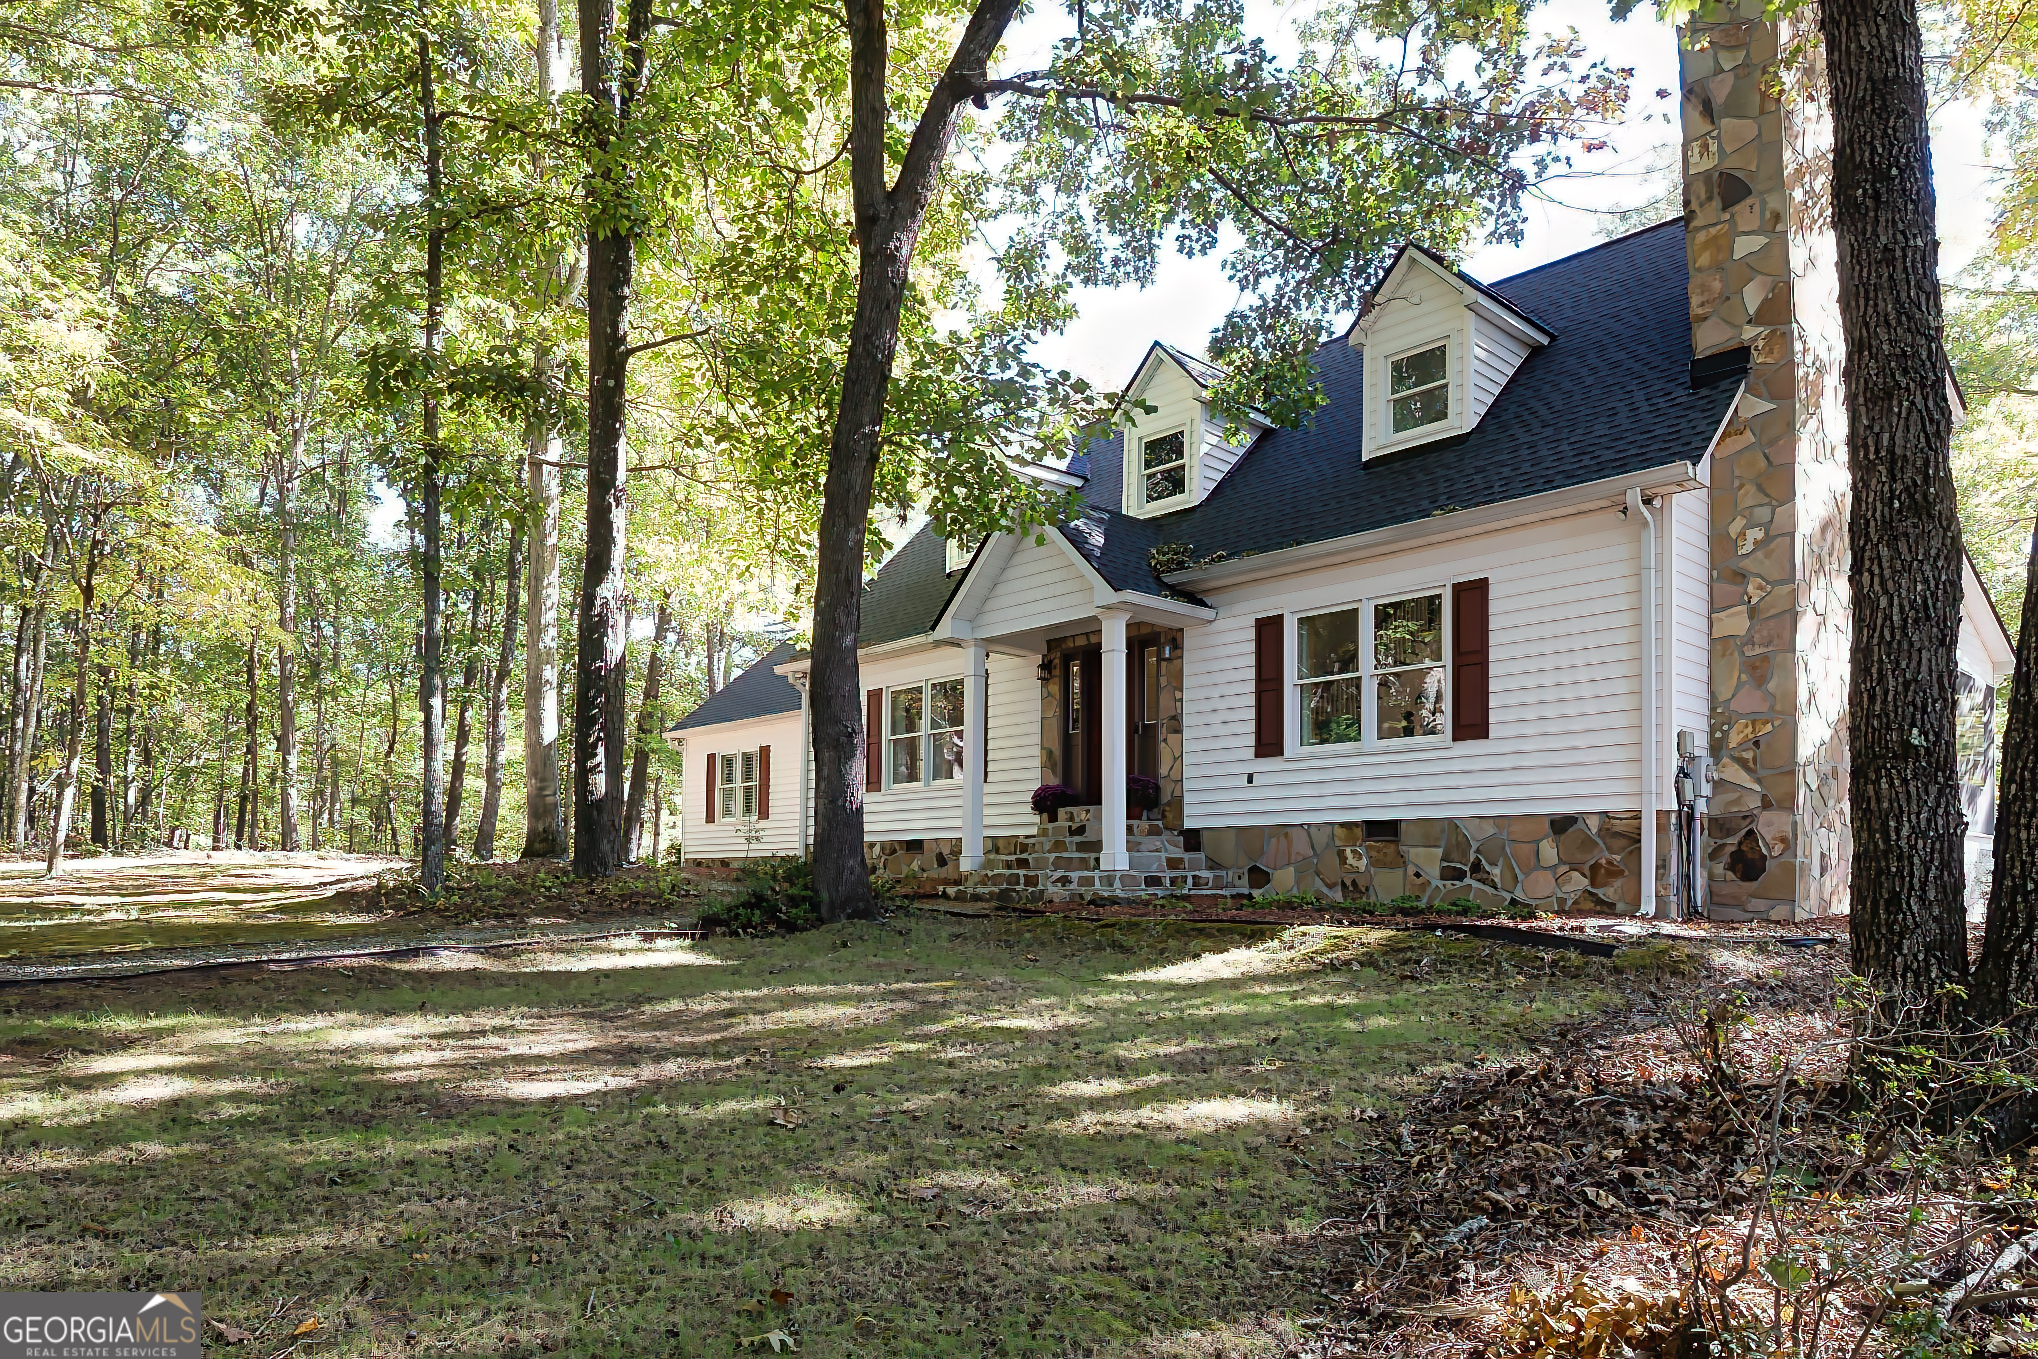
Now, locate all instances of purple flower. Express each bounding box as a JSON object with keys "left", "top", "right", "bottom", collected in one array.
[{"left": 1031, "top": 784, "right": 1080, "bottom": 814}]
